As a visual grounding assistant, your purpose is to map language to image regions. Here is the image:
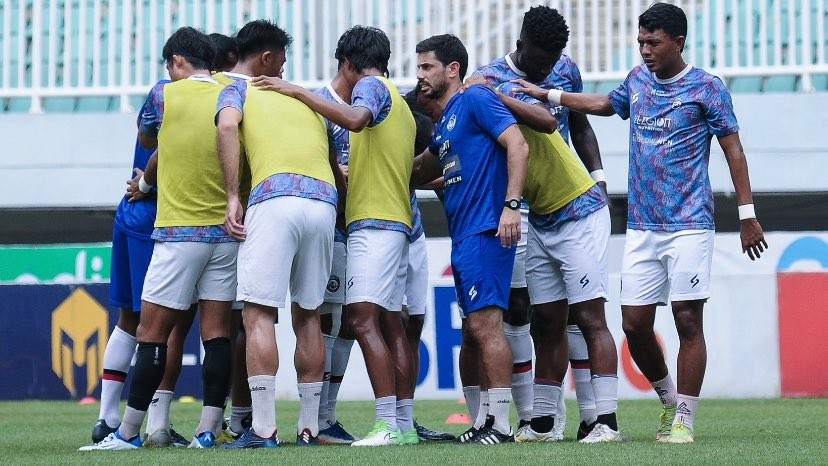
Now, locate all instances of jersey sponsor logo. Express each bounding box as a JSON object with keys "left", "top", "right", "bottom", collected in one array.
[
  {"left": 447, "top": 114, "right": 457, "bottom": 131},
  {"left": 438, "top": 140, "right": 452, "bottom": 158},
  {"left": 468, "top": 285, "right": 478, "bottom": 301},
  {"left": 633, "top": 114, "right": 673, "bottom": 131},
  {"left": 632, "top": 92, "right": 640, "bottom": 104},
  {"left": 690, "top": 273, "right": 700, "bottom": 288},
  {"left": 327, "top": 275, "right": 341, "bottom": 293},
  {"left": 580, "top": 274, "right": 590, "bottom": 289},
  {"left": 672, "top": 99, "right": 683, "bottom": 109},
  {"left": 51, "top": 288, "right": 109, "bottom": 397}
]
